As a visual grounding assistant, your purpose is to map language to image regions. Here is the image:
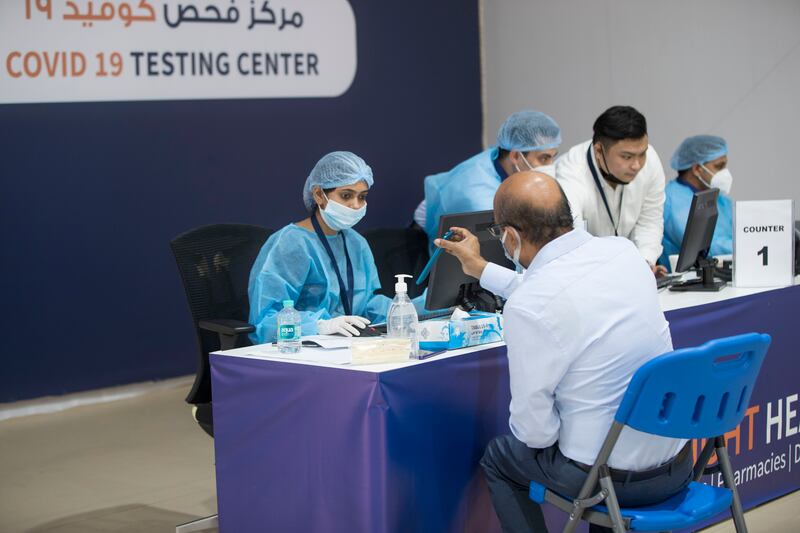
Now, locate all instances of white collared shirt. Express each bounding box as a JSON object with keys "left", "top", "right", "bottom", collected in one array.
[
  {"left": 555, "top": 140, "right": 666, "bottom": 265},
  {"left": 489, "top": 228, "right": 685, "bottom": 470}
]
